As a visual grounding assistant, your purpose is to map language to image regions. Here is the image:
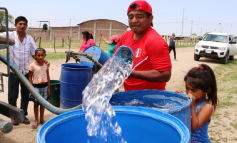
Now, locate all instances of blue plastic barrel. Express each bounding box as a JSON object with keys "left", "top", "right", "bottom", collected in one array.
[
  {"left": 60, "top": 63, "right": 92, "bottom": 109},
  {"left": 110, "top": 90, "right": 192, "bottom": 135},
  {"left": 82, "top": 45, "right": 110, "bottom": 73},
  {"left": 37, "top": 106, "right": 190, "bottom": 143}
]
